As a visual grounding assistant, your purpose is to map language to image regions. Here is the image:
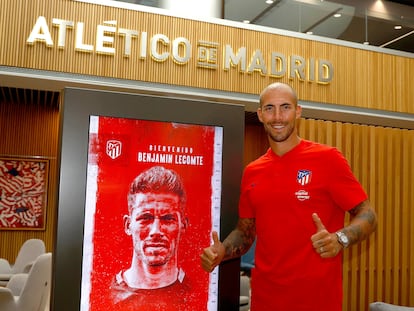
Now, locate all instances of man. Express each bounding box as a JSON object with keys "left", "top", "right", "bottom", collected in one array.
[
  {"left": 200, "top": 82, "right": 377, "bottom": 310},
  {"left": 112, "top": 165, "right": 189, "bottom": 308}
]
